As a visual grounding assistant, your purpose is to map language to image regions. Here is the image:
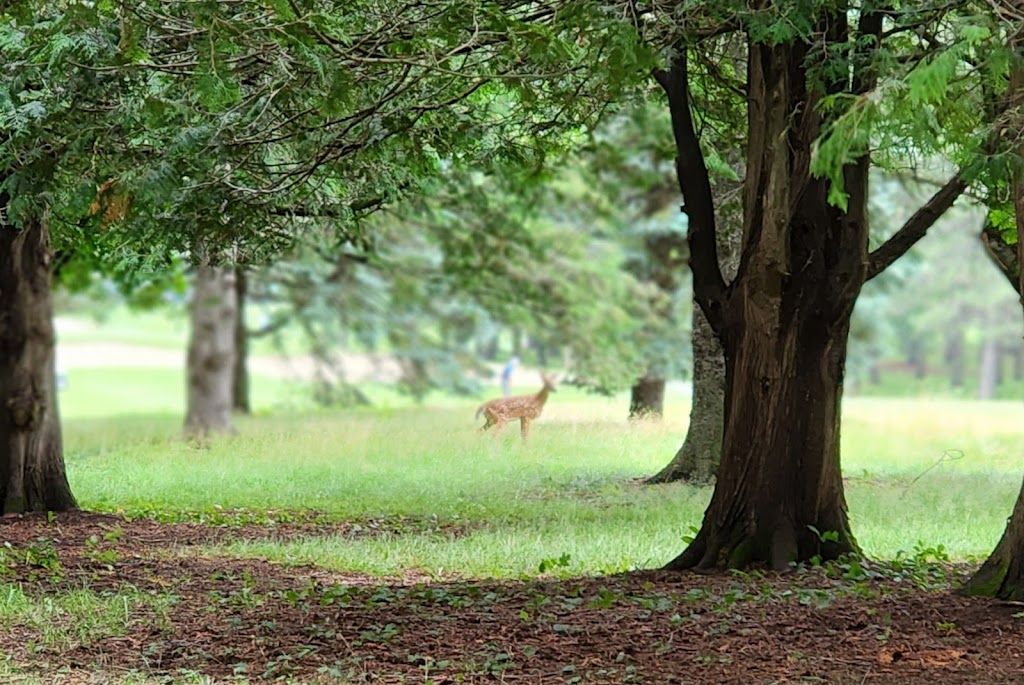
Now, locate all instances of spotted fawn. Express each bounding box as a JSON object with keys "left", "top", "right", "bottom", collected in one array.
[{"left": 475, "top": 373, "right": 558, "bottom": 441}]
